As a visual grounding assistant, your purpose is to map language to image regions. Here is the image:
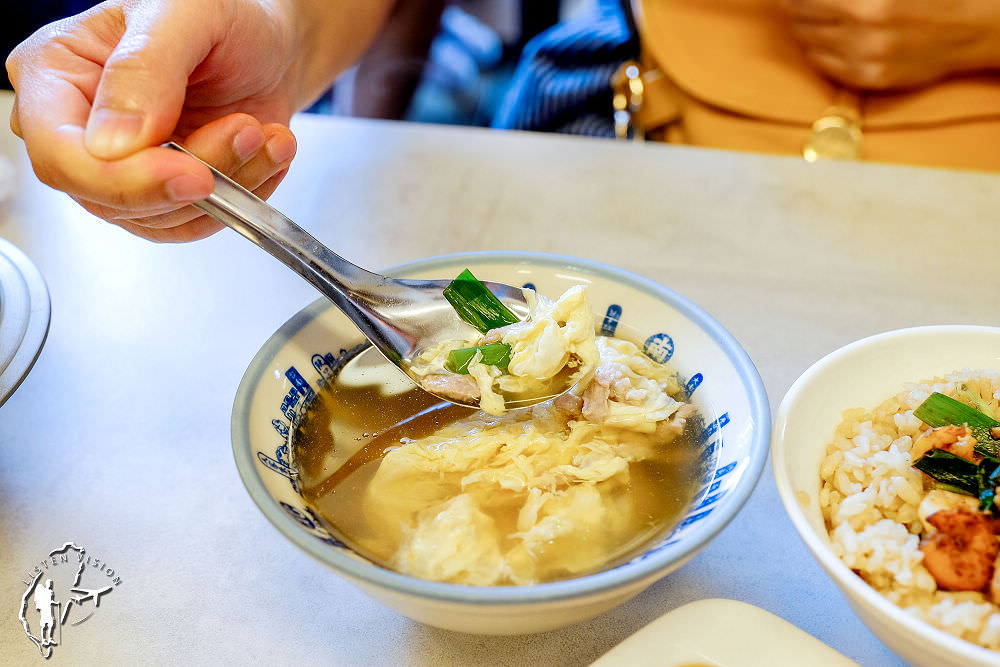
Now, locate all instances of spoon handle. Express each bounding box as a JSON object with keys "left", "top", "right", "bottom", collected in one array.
[{"left": 165, "top": 142, "right": 409, "bottom": 359}]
